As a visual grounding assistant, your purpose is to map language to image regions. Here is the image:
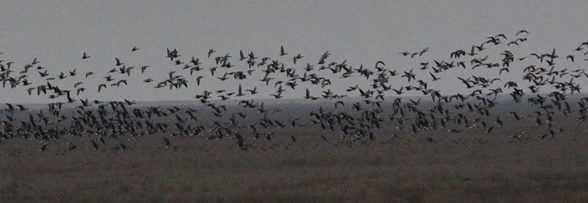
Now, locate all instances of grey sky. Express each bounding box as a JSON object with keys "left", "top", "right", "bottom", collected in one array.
[{"left": 0, "top": 0, "right": 587, "bottom": 103}]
